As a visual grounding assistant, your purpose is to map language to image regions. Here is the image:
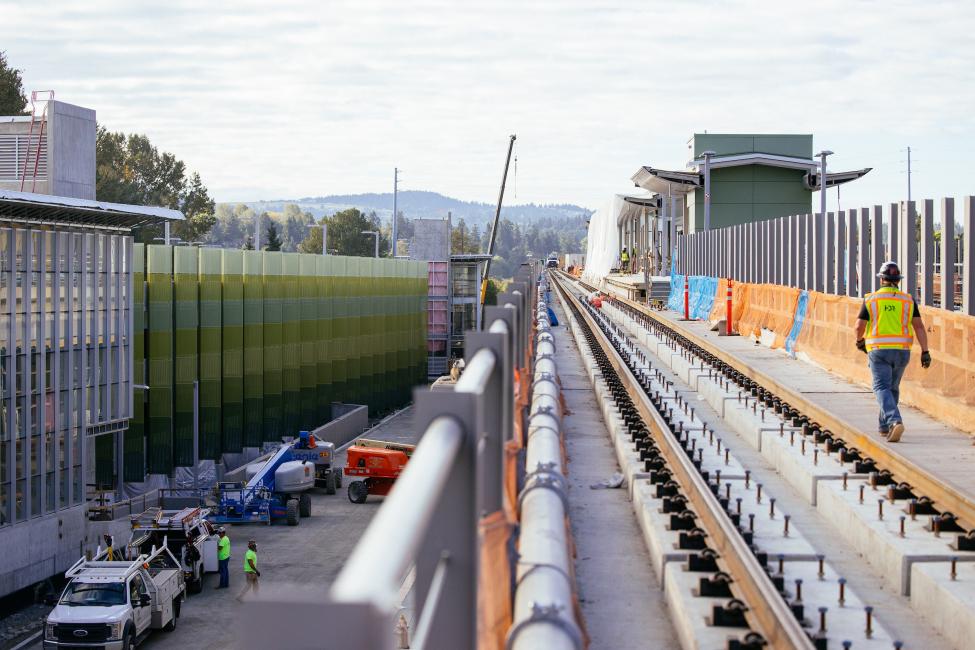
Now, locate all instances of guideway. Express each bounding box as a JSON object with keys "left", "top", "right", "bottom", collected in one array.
[{"left": 559, "top": 271, "right": 975, "bottom": 649}]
